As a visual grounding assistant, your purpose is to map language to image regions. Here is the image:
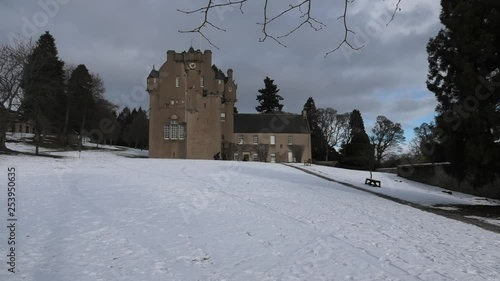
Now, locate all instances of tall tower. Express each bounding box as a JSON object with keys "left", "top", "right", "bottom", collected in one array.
[{"left": 147, "top": 48, "right": 236, "bottom": 159}]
